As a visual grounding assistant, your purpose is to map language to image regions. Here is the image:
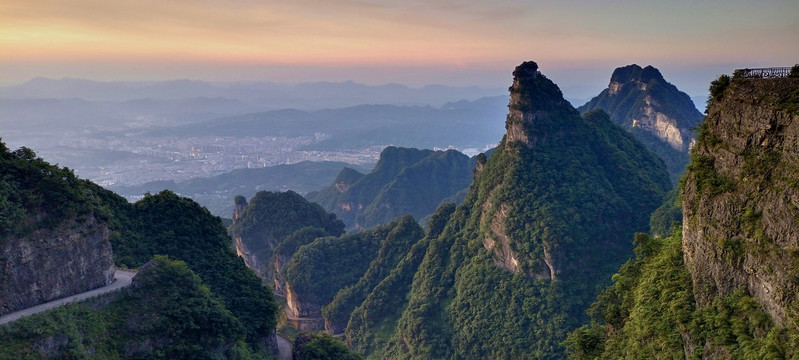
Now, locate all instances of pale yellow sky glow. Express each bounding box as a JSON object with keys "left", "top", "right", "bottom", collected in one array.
[{"left": 1, "top": 0, "right": 797, "bottom": 96}]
